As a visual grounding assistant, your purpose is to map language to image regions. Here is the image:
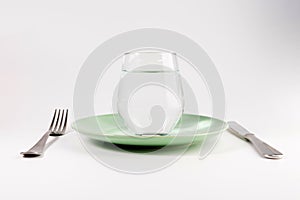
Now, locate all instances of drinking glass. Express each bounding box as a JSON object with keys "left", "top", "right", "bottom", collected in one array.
[{"left": 117, "top": 49, "right": 184, "bottom": 135}]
